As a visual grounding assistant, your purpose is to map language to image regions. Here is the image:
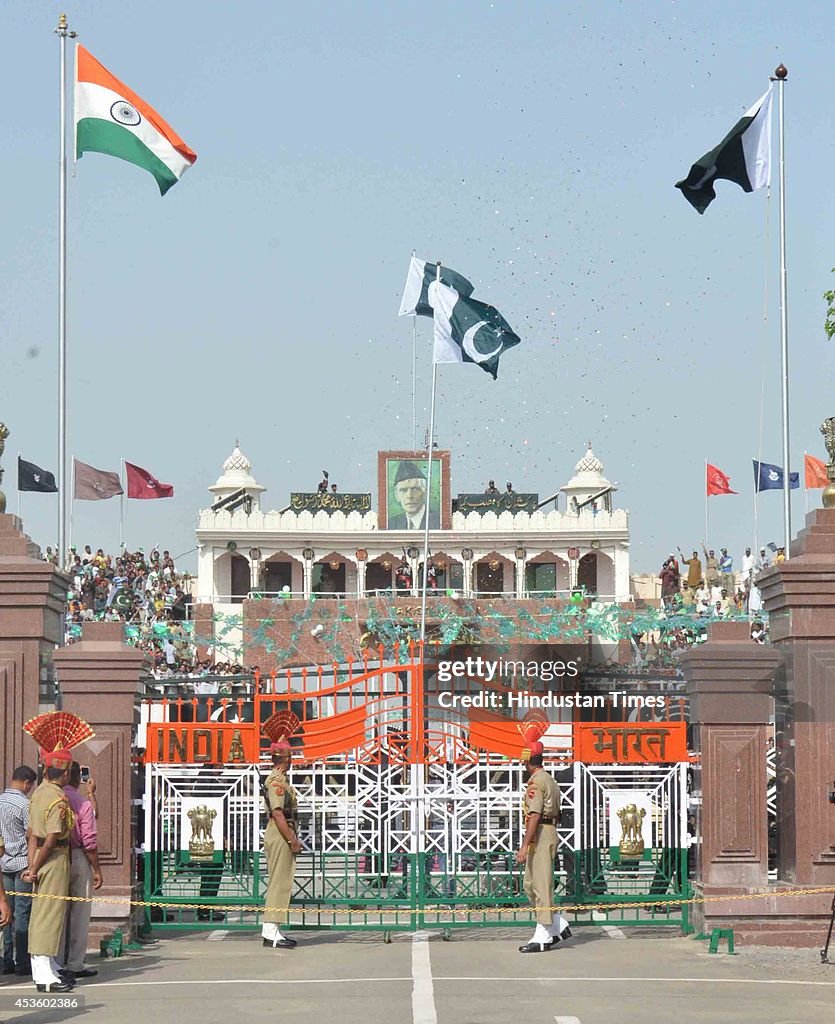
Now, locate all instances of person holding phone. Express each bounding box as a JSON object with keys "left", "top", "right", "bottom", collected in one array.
[{"left": 59, "top": 763, "right": 102, "bottom": 982}]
